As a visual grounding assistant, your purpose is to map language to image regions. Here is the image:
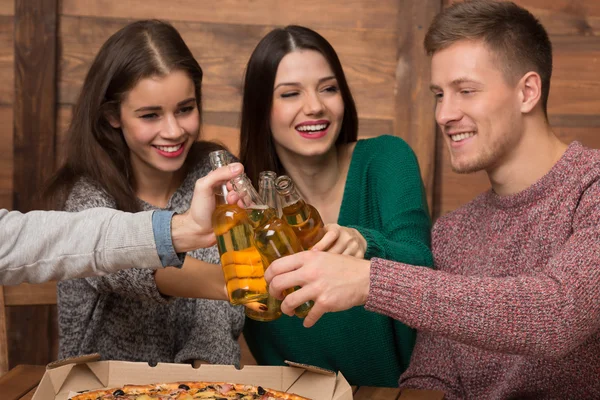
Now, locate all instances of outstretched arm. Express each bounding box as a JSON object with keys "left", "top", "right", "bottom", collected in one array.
[
  {"left": 267, "top": 181, "right": 600, "bottom": 357},
  {"left": 0, "top": 207, "right": 158, "bottom": 285},
  {"left": 0, "top": 163, "right": 244, "bottom": 286}
]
